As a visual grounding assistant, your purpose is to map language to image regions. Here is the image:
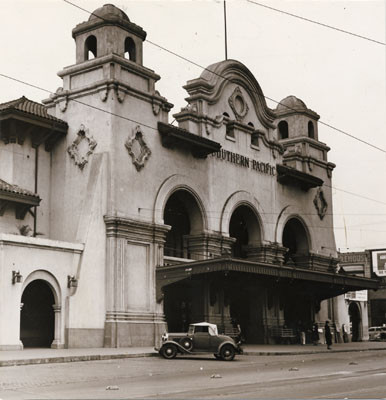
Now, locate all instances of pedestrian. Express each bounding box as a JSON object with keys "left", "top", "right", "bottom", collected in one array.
[
  {"left": 342, "top": 324, "right": 349, "bottom": 343},
  {"left": 325, "top": 320, "right": 332, "bottom": 350},
  {"left": 298, "top": 321, "right": 306, "bottom": 345},
  {"left": 312, "top": 323, "right": 319, "bottom": 345}
]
